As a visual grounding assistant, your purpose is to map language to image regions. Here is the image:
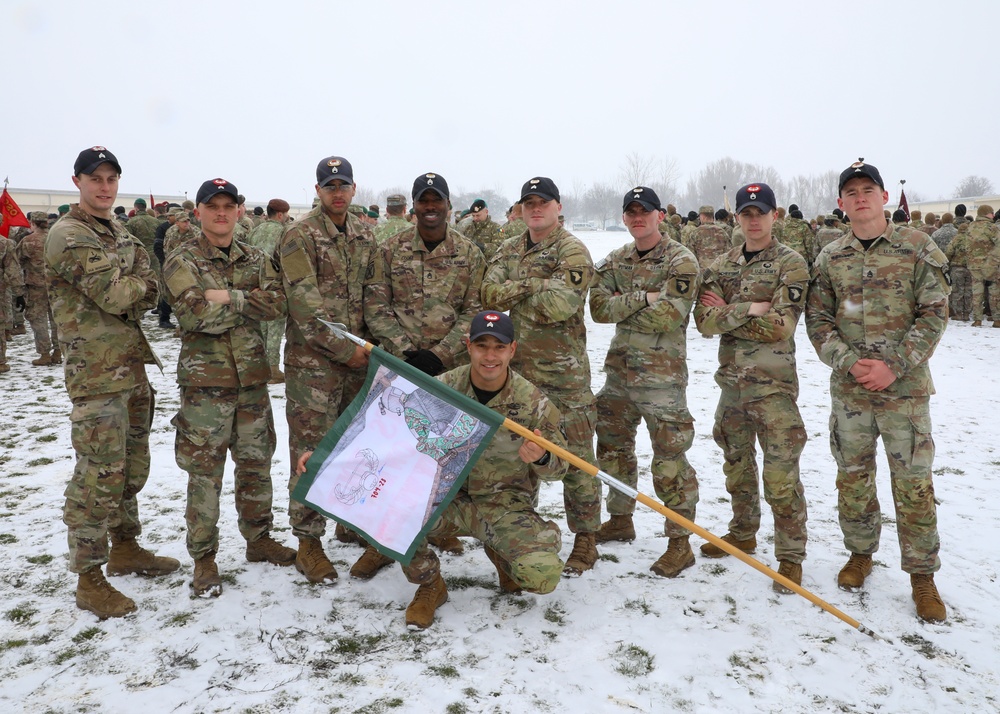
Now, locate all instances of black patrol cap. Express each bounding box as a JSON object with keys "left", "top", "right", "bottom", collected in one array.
[
  {"left": 469, "top": 310, "right": 515, "bottom": 344},
  {"left": 622, "top": 186, "right": 662, "bottom": 212},
  {"left": 74, "top": 146, "right": 122, "bottom": 176},
  {"left": 838, "top": 158, "right": 885, "bottom": 194},
  {"left": 196, "top": 178, "right": 240, "bottom": 205},
  {"left": 519, "top": 177, "right": 560, "bottom": 203},
  {"left": 735, "top": 183, "right": 777, "bottom": 214},
  {"left": 316, "top": 156, "right": 354, "bottom": 188},
  {"left": 412, "top": 173, "right": 449, "bottom": 201}
]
